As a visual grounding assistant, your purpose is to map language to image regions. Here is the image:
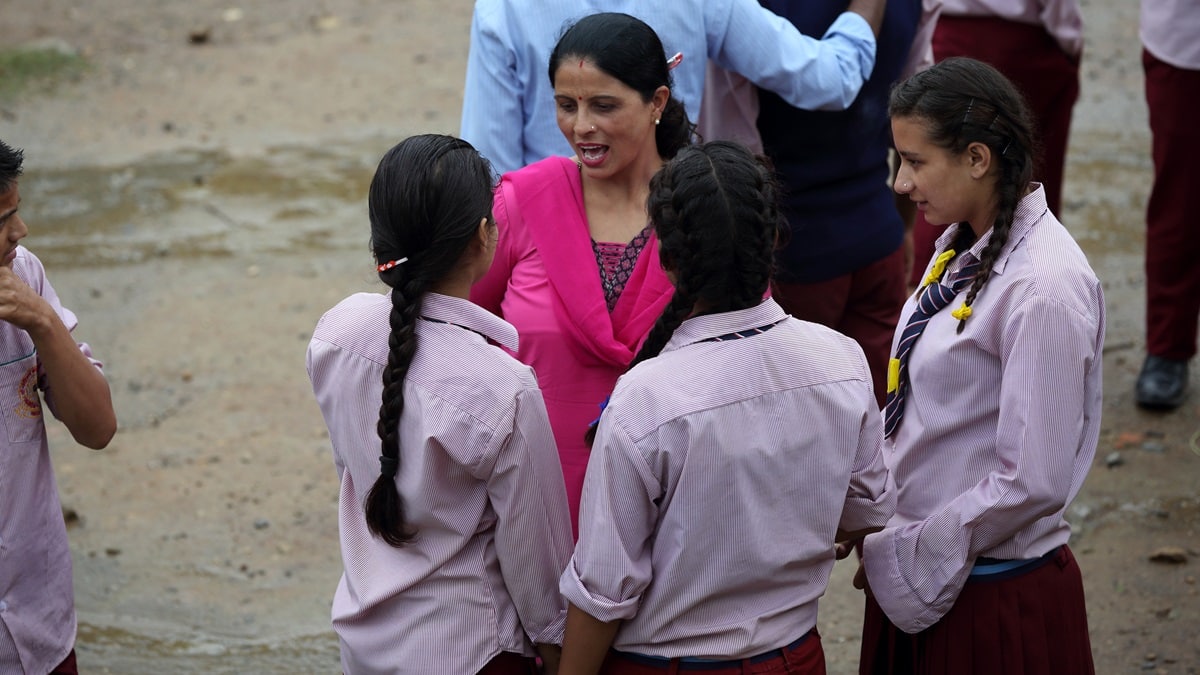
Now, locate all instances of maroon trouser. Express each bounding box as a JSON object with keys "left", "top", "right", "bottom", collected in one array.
[
  {"left": 1143, "top": 49, "right": 1200, "bottom": 360},
  {"left": 908, "top": 16, "right": 1080, "bottom": 288},
  {"left": 773, "top": 247, "right": 906, "bottom": 409}
]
